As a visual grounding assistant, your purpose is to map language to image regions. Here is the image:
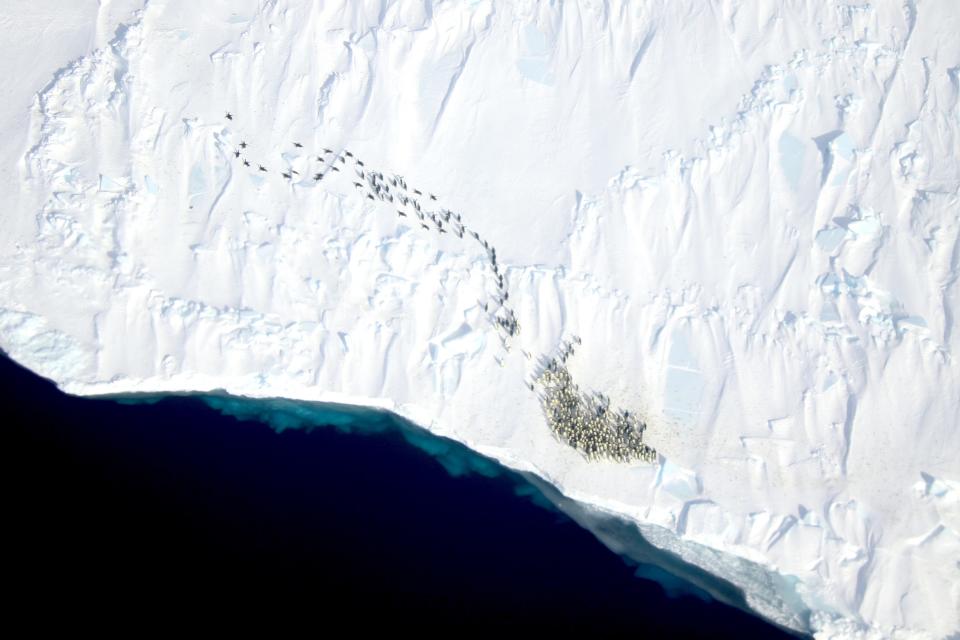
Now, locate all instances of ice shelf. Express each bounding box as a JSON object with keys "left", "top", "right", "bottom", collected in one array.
[{"left": 1, "top": 1, "right": 958, "bottom": 637}]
